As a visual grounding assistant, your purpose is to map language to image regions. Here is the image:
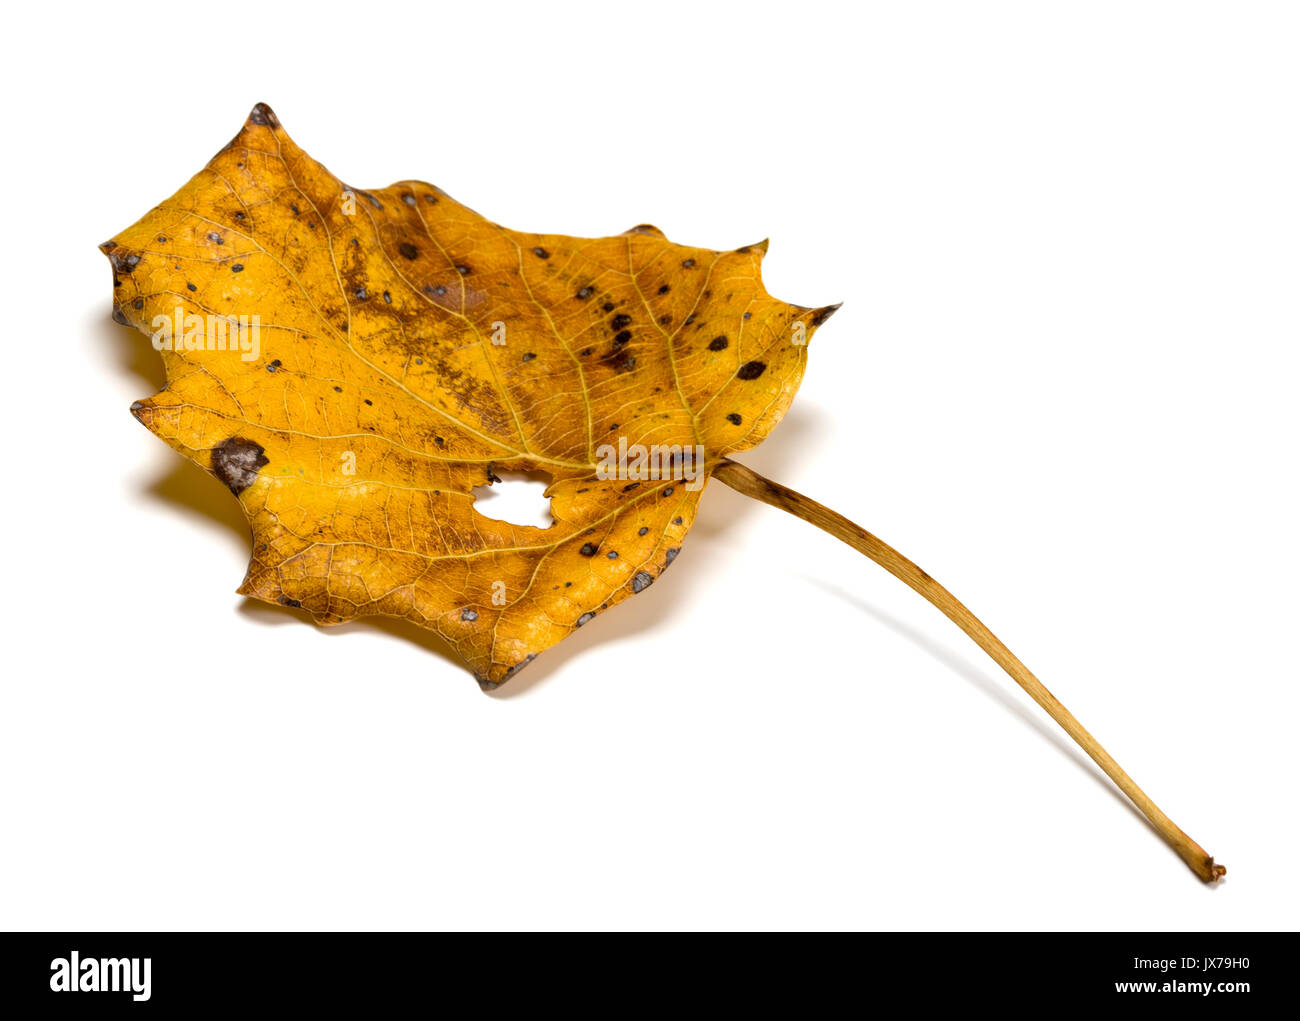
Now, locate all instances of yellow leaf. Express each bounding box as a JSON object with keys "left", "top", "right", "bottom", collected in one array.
[{"left": 102, "top": 103, "right": 838, "bottom": 687}]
